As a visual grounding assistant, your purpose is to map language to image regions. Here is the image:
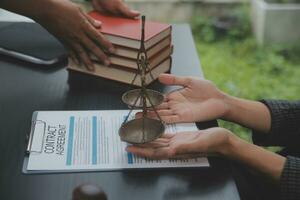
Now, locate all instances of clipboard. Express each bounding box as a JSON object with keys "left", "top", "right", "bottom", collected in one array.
[
  {"left": 23, "top": 111, "right": 47, "bottom": 174},
  {"left": 22, "top": 111, "right": 212, "bottom": 174},
  {"left": 22, "top": 112, "right": 127, "bottom": 174}
]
